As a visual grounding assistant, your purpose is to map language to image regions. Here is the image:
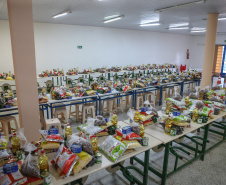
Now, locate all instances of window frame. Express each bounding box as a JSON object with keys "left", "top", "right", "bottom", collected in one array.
[{"left": 220, "top": 45, "right": 226, "bottom": 77}]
